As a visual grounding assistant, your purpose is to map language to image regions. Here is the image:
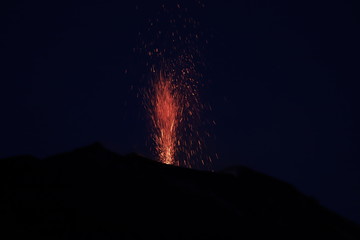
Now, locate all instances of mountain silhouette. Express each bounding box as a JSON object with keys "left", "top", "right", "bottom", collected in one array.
[{"left": 1, "top": 143, "right": 359, "bottom": 239}]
